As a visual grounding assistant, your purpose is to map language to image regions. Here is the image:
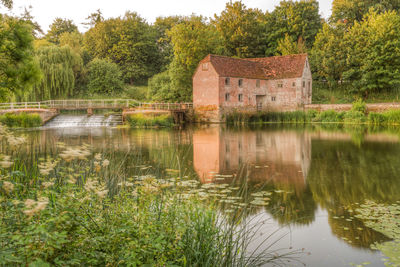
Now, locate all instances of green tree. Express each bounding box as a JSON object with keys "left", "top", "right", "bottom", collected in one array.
[
  {"left": 82, "top": 9, "right": 104, "bottom": 29},
  {"left": 265, "top": 0, "right": 322, "bottom": 56},
  {"left": 276, "top": 33, "right": 306, "bottom": 55},
  {"left": 86, "top": 58, "right": 123, "bottom": 95},
  {"left": 59, "top": 31, "right": 83, "bottom": 55},
  {"left": 1, "top": 0, "right": 12, "bottom": 8},
  {"left": 148, "top": 71, "right": 174, "bottom": 101},
  {"left": 331, "top": 0, "right": 400, "bottom": 24},
  {"left": 310, "top": 23, "right": 347, "bottom": 83},
  {"left": 166, "top": 15, "right": 223, "bottom": 101},
  {"left": 46, "top": 18, "right": 78, "bottom": 44},
  {"left": 31, "top": 46, "right": 82, "bottom": 100},
  {"left": 83, "top": 12, "right": 161, "bottom": 84},
  {"left": 343, "top": 10, "right": 400, "bottom": 94},
  {"left": 0, "top": 15, "right": 41, "bottom": 101},
  {"left": 213, "top": 1, "right": 265, "bottom": 57}
]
